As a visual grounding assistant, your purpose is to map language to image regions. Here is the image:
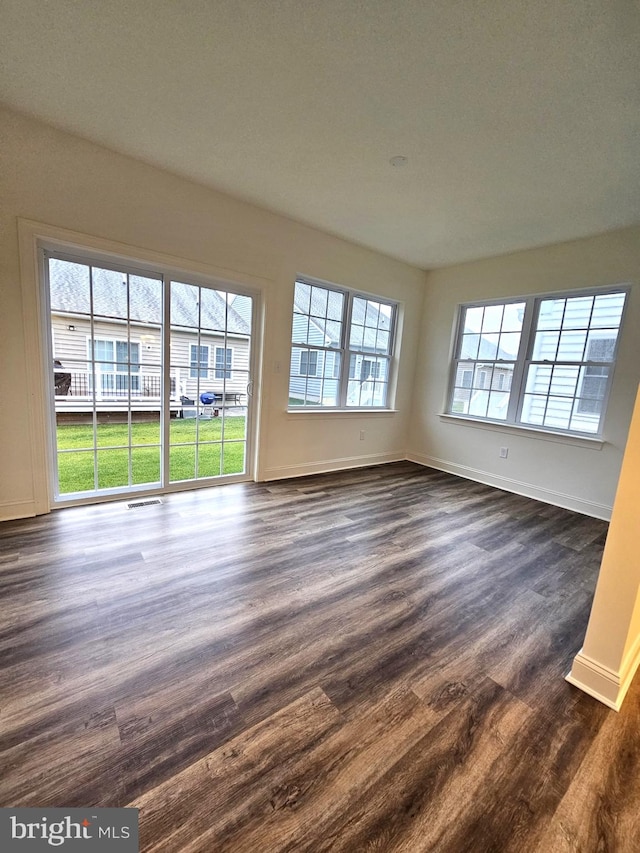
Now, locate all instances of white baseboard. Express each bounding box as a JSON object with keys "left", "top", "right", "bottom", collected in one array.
[
  {"left": 3, "top": 451, "right": 613, "bottom": 523},
  {"left": 406, "top": 452, "right": 612, "bottom": 521},
  {"left": 0, "top": 499, "right": 38, "bottom": 522},
  {"left": 261, "top": 451, "right": 404, "bottom": 482},
  {"left": 565, "top": 647, "right": 640, "bottom": 712}
]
